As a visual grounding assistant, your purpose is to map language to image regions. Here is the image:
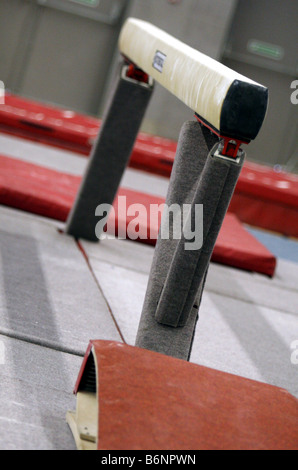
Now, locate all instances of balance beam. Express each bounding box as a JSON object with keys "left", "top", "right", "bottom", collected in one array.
[
  {"left": 65, "top": 17, "right": 269, "bottom": 359},
  {"left": 66, "top": 17, "right": 269, "bottom": 242},
  {"left": 119, "top": 18, "right": 268, "bottom": 146}
]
